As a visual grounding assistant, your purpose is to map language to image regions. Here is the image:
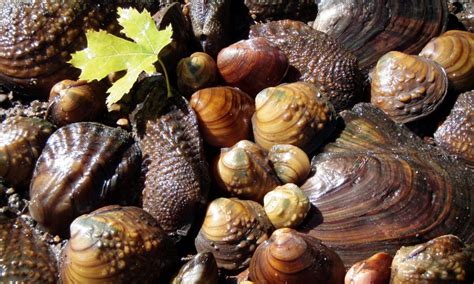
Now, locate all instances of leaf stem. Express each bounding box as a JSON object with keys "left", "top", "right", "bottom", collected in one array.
[{"left": 157, "top": 57, "right": 172, "bottom": 98}]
